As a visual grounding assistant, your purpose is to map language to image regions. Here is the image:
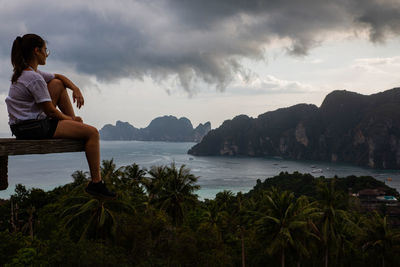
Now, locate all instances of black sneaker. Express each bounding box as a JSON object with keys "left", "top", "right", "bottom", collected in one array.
[
  {"left": 0, "top": 158, "right": 8, "bottom": 190},
  {"left": 0, "top": 177, "right": 7, "bottom": 190},
  {"left": 85, "top": 180, "right": 117, "bottom": 199}
]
